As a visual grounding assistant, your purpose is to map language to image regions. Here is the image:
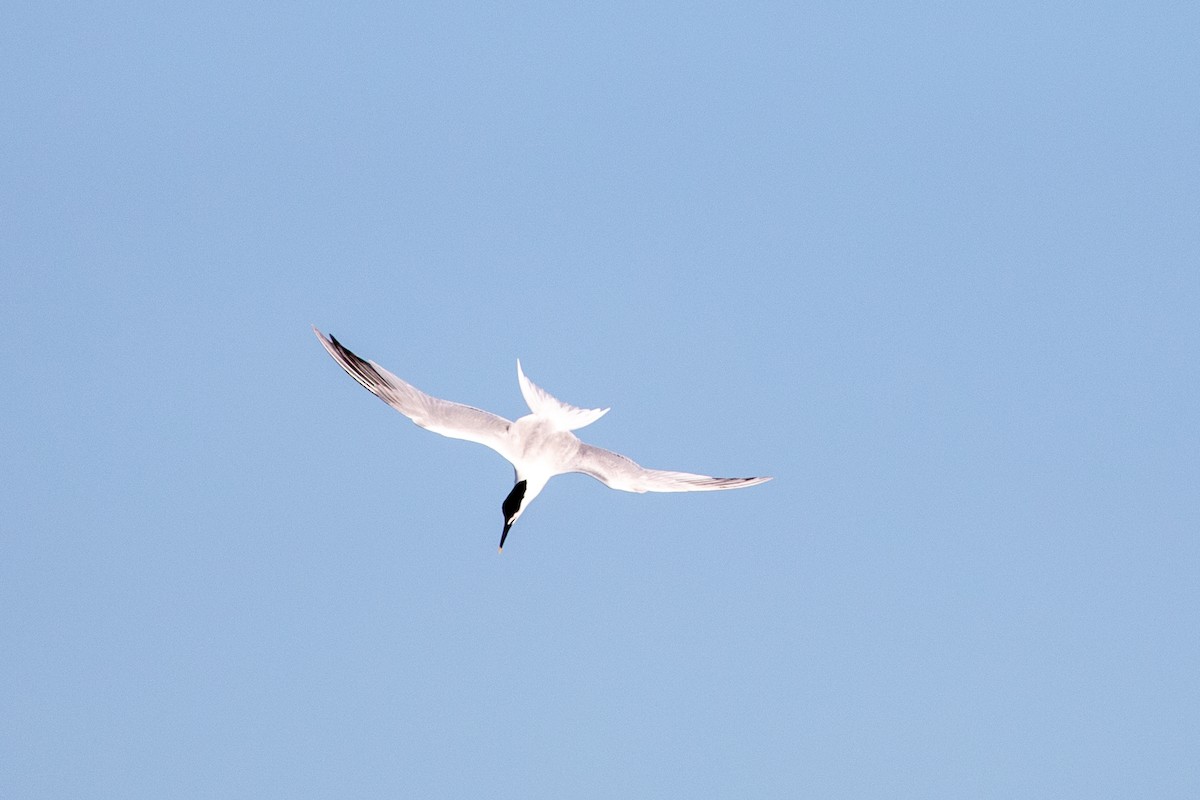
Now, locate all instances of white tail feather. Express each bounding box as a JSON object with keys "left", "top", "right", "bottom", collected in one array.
[{"left": 516, "top": 360, "right": 610, "bottom": 430}]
